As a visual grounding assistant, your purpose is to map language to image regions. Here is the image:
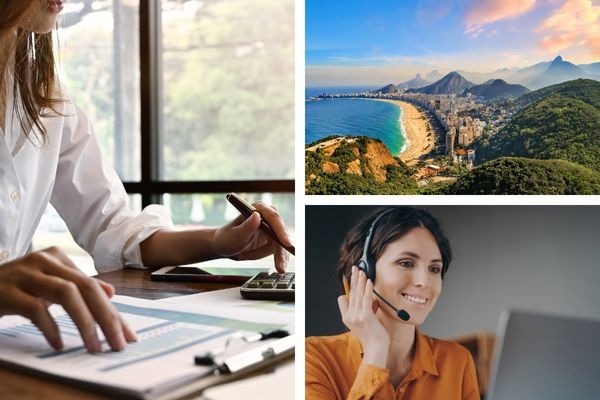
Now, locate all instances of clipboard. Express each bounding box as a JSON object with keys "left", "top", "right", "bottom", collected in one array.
[
  {"left": 210, "top": 334, "right": 295, "bottom": 374},
  {"left": 157, "top": 335, "right": 295, "bottom": 400}
]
